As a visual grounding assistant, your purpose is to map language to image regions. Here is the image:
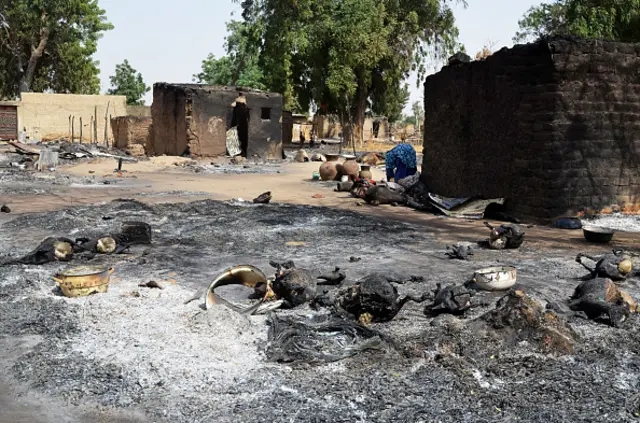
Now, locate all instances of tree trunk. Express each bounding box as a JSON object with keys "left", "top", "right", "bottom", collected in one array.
[
  {"left": 19, "top": 22, "right": 50, "bottom": 94},
  {"left": 353, "top": 79, "right": 367, "bottom": 148}
]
